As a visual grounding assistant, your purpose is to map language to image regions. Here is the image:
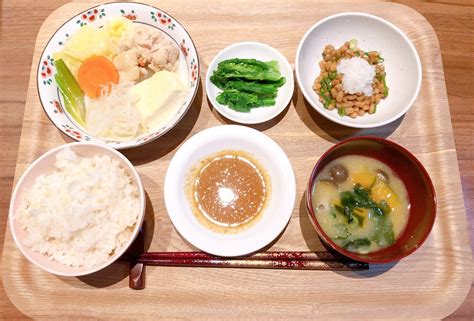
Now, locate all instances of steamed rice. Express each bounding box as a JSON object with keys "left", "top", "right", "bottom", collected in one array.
[{"left": 15, "top": 147, "right": 140, "bottom": 268}]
